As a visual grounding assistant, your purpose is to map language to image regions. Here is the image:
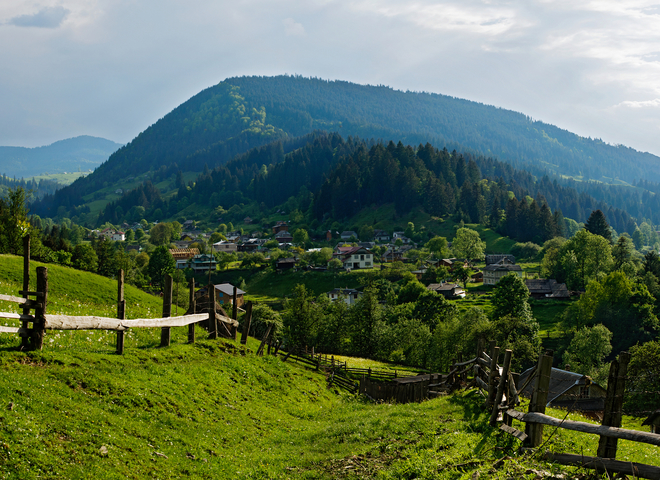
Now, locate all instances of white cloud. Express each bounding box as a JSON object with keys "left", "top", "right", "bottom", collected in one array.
[
  {"left": 7, "top": 6, "right": 70, "bottom": 28},
  {"left": 615, "top": 99, "right": 660, "bottom": 109},
  {"left": 283, "top": 17, "right": 305, "bottom": 37}
]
